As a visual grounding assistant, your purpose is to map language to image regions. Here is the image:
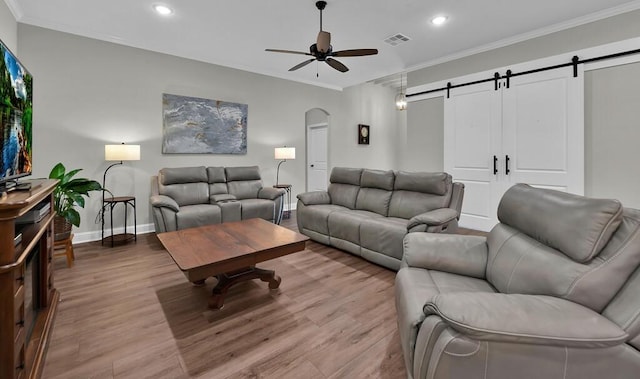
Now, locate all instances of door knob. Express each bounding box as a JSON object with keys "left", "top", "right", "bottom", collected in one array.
[{"left": 310, "top": 164, "right": 315, "bottom": 167}]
